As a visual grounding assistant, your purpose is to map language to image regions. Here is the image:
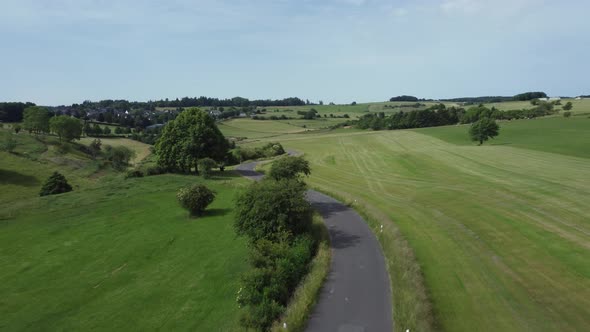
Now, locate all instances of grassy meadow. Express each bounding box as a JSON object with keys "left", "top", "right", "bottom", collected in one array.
[
  {"left": 0, "top": 127, "right": 254, "bottom": 330},
  {"left": 0, "top": 174, "right": 250, "bottom": 331},
  {"left": 228, "top": 110, "right": 590, "bottom": 331}
]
